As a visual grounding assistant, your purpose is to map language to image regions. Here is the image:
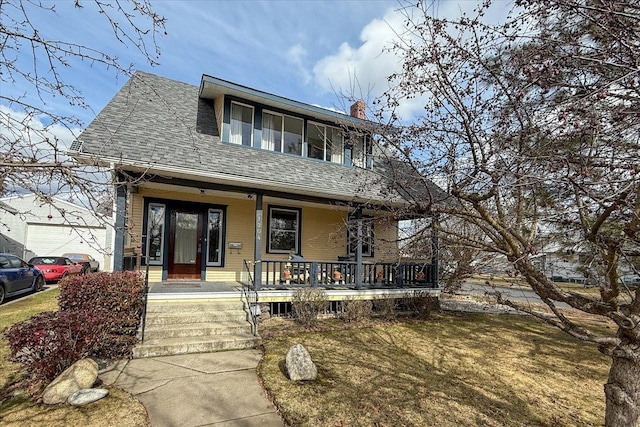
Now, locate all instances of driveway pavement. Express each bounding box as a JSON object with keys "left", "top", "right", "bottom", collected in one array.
[{"left": 99, "top": 350, "right": 285, "bottom": 427}]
